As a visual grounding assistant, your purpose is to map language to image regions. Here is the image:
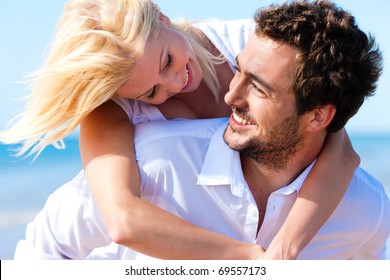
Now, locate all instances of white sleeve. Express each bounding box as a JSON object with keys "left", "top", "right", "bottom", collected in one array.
[
  {"left": 14, "top": 171, "right": 112, "bottom": 260},
  {"left": 195, "top": 19, "right": 255, "bottom": 72}
]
